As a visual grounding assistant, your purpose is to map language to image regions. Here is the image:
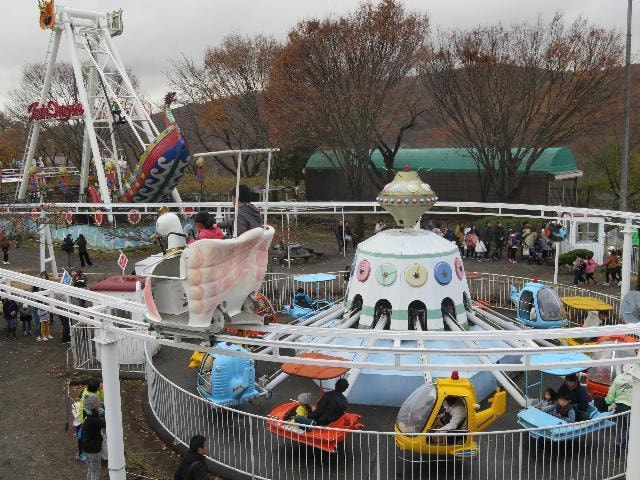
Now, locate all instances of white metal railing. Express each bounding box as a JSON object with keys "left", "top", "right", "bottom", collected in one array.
[
  {"left": 145, "top": 345, "right": 628, "bottom": 480},
  {"left": 2, "top": 267, "right": 634, "bottom": 375},
  {"left": 466, "top": 273, "right": 622, "bottom": 320},
  {"left": 260, "top": 271, "right": 348, "bottom": 312},
  {"left": 70, "top": 322, "right": 148, "bottom": 375},
  {"left": 4, "top": 199, "right": 640, "bottom": 228}
]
